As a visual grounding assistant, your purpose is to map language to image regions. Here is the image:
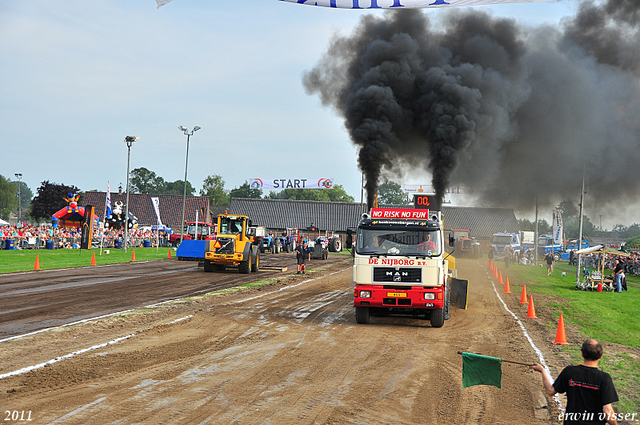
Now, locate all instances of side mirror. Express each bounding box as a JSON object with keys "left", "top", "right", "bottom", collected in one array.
[
  {"left": 449, "top": 233, "right": 455, "bottom": 247},
  {"left": 247, "top": 227, "right": 256, "bottom": 238}
]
